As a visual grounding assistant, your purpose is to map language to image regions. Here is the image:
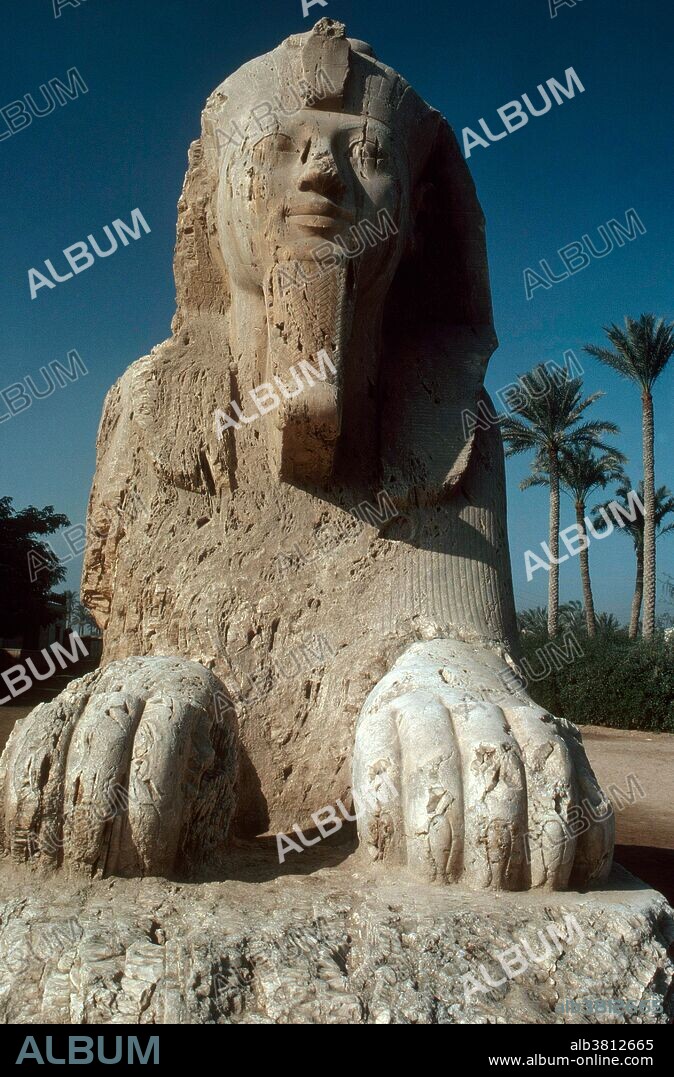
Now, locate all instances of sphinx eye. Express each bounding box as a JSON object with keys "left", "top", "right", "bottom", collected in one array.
[
  {"left": 349, "top": 138, "right": 386, "bottom": 169},
  {"left": 270, "top": 132, "right": 296, "bottom": 153},
  {"left": 250, "top": 130, "right": 297, "bottom": 160}
]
